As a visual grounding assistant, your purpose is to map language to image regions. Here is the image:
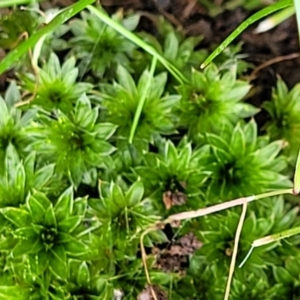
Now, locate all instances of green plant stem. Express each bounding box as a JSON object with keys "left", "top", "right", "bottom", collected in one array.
[
  {"left": 0, "top": 0, "right": 44, "bottom": 7},
  {"left": 293, "top": 144, "right": 300, "bottom": 194},
  {"left": 0, "top": 0, "right": 96, "bottom": 75},
  {"left": 129, "top": 57, "right": 157, "bottom": 143},
  {"left": 294, "top": 0, "right": 300, "bottom": 46},
  {"left": 201, "top": 0, "right": 293, "bottom": 68},
  {"left": 86, "top": 5, "right": 186, "bottom": 84}
]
